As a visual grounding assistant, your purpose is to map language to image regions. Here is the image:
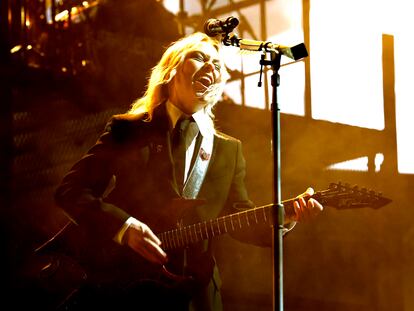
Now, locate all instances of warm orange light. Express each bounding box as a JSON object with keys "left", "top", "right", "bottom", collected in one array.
[{"left": 55, "top": 10, "right": 69, "bottom": 22}]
